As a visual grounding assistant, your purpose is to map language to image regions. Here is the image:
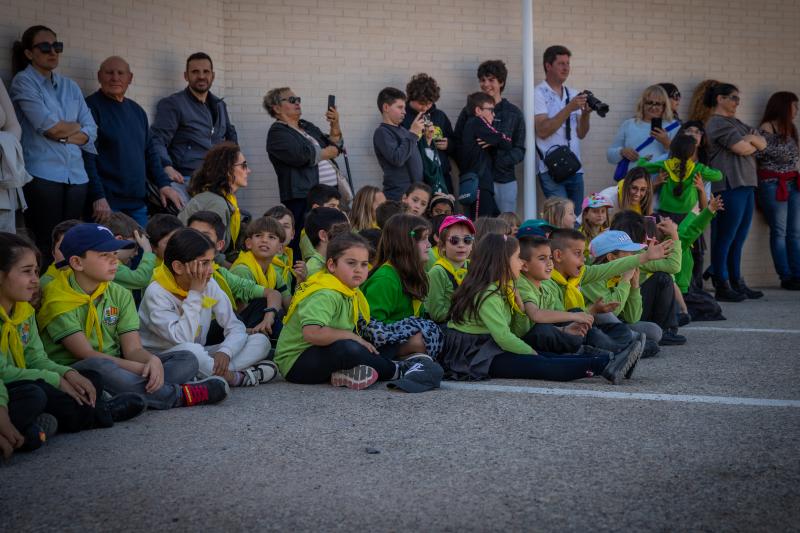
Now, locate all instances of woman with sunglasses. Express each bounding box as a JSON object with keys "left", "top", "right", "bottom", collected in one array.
[
  {"left": 607, "top": 85, "right": 679, "bottom": 178},
  {"left": 659, "top": 83, "right": 682, "bottom": 123},
  {"left": 264, "top": 87, "right": 343, "bottom": 257},
  {"left": 178, "top": 142, "right": 249, "bottom": 262},
  {"left": 703, "top": 83, "right": 767, "bottom": 301},
  {"left": 10, "top": 25, "right": 97, "bottom": 267}
]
